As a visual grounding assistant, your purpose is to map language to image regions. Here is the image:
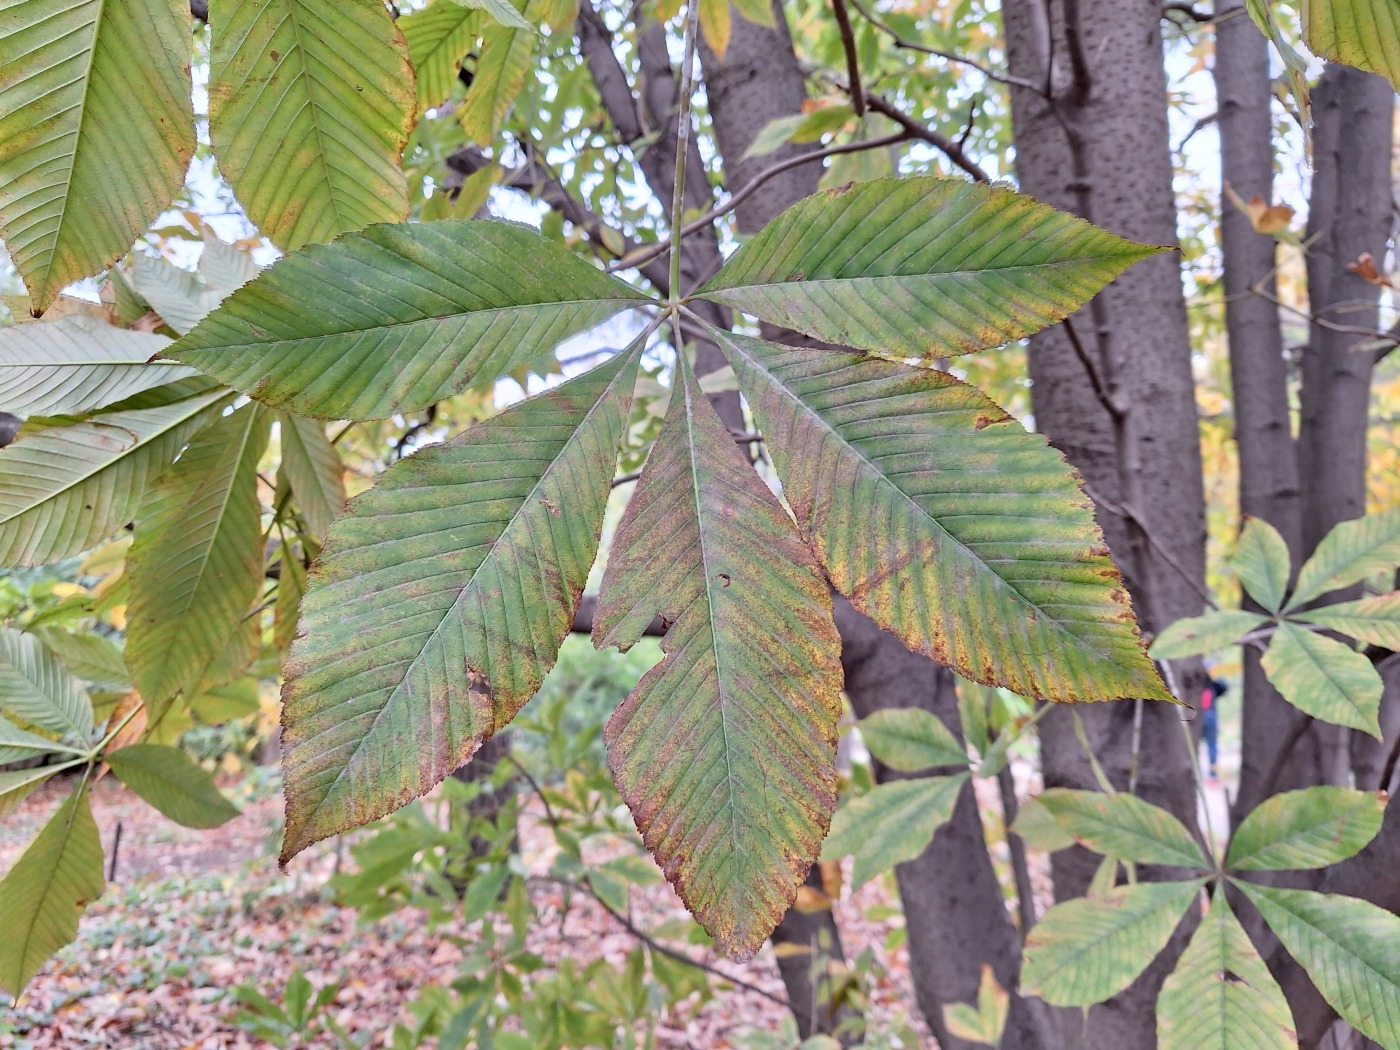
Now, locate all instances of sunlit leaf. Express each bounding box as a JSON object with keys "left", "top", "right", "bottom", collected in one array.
[
  {"left": 1149, "top": 609, "right": 1267, "bottom": 660},
  {"left": 1036, "top": 788, "right": 1207, "bottom": 868},
  {"left": 402, "top": 1, "right": 480, "bottom": 112},
  {"left": 0, "top": 318, "right": 193, "bottom": 417},
  {"left": 1158, "top": 886, "right": 1296, "bottom": 1050},
  {"left": 820, "top": 774, "right": 967, "bottom": 889},
  {"left": 1287, "top": 507, "right": 1400, "bottom": 610},
  {"left": 699, "top": 178, "right": 1159, "bottom": 360},
  {"left": 718, "top": 331, "right": 1169, "bottom": 703},
  {"left": 1304, "top": 0, "right": 1400, "bottom": 91},
  {"left": 0, "top": 386, "right": 228, "bottom": 567},
  {"left": 1293, "top": 591, "right": 1400, "bottom": 650},
  {"left": 856, "top": 708, "right": 968, "bottom": 772},
  {"left": 281, "top": 350, "right": 638, "bottom": 862},
  {"left": 107, "top": 743, "right": 240, "bottom": 828},
  {"left": 1235, "top": 882, "right": 1400, "bottom": 1047},
  {"left": 0, "top": 784, "right": 104, "bottom": 997},
  {"left": 208, "top": 0, "right": 416, "bottom": 251},
  {"left": 0, "top": 0, "right": 194, "bottom": 311},
  {"left": 1225, "top": 787, "right": 1385, "bottom": 871},
  {"left": 166, "top": 221, "right": 645, "bottom": 420},
  {"left": 595, "top": 356, "right": 842, "bottom": 961},
  {"left": 1022, "top": 880, "right": 1203, "bottom": 1007},
  {"left": 1232, "top": 516, "right": 1293, "bottom": 613},
  {"left": 1260, "top": 622, "right": 1382, "bottom": 737},
  {"left": 126, "top": 404, "right": 270, "bottom": 719}
]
